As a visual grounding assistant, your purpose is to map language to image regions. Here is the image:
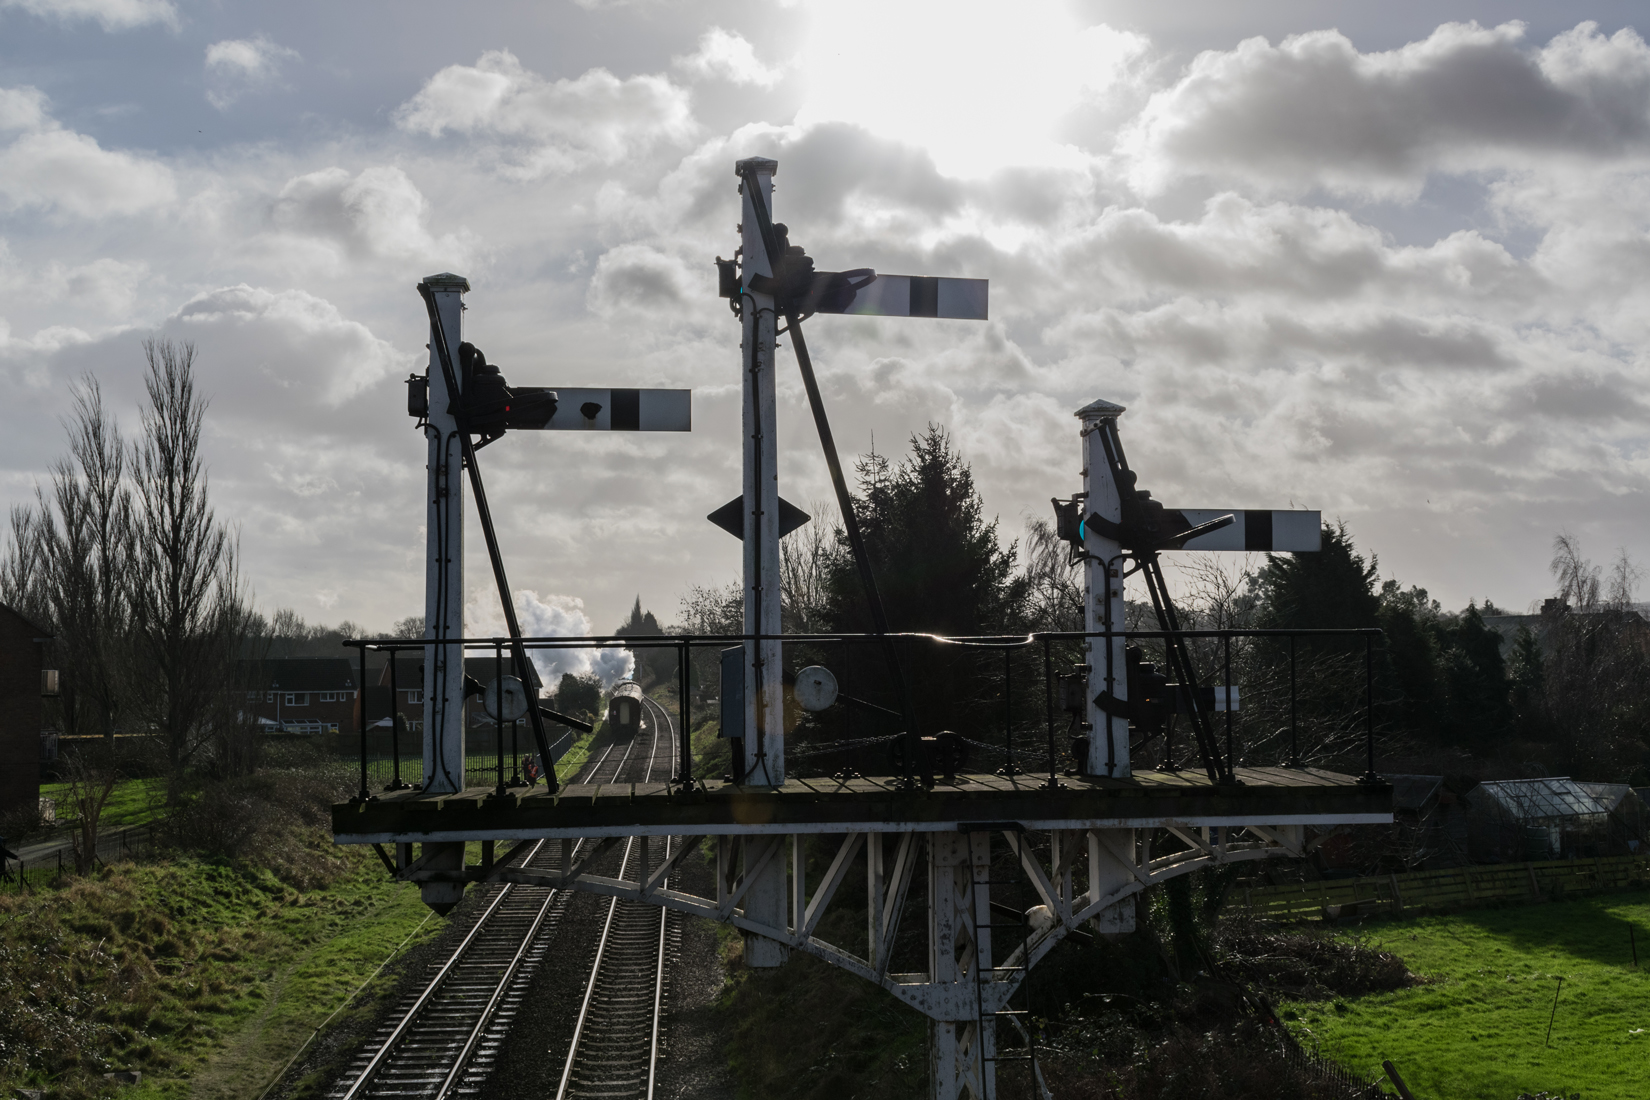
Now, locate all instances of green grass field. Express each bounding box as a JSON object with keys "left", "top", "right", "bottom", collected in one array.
[
  {"left": 1287, "top": 891, "right": 1650, "bottom": 1099},
  {"left": 40, "top": 776, "right": 170, "bottom": 832}
]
